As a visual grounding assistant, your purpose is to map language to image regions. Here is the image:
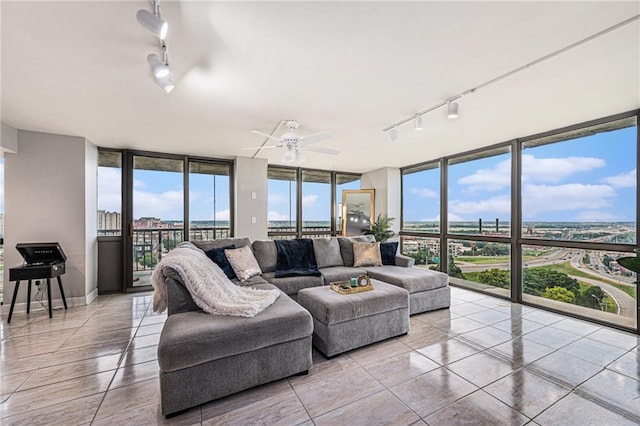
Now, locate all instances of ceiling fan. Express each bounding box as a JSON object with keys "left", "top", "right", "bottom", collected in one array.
[{"left": 245, "top": 120, "right": 339, "bottom": 163}]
